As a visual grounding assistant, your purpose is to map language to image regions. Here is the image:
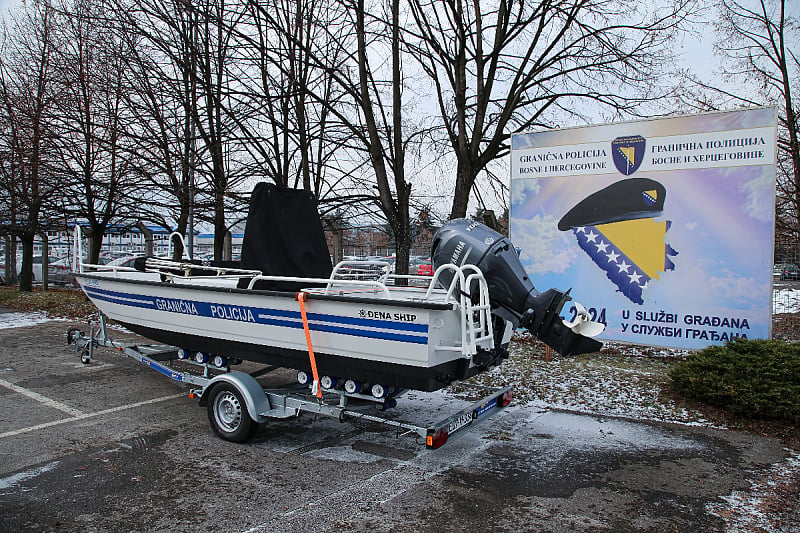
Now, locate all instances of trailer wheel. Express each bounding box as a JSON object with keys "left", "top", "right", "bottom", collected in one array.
[{"left": 206, "top": 383, "right": 258, "bottom": 442}]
